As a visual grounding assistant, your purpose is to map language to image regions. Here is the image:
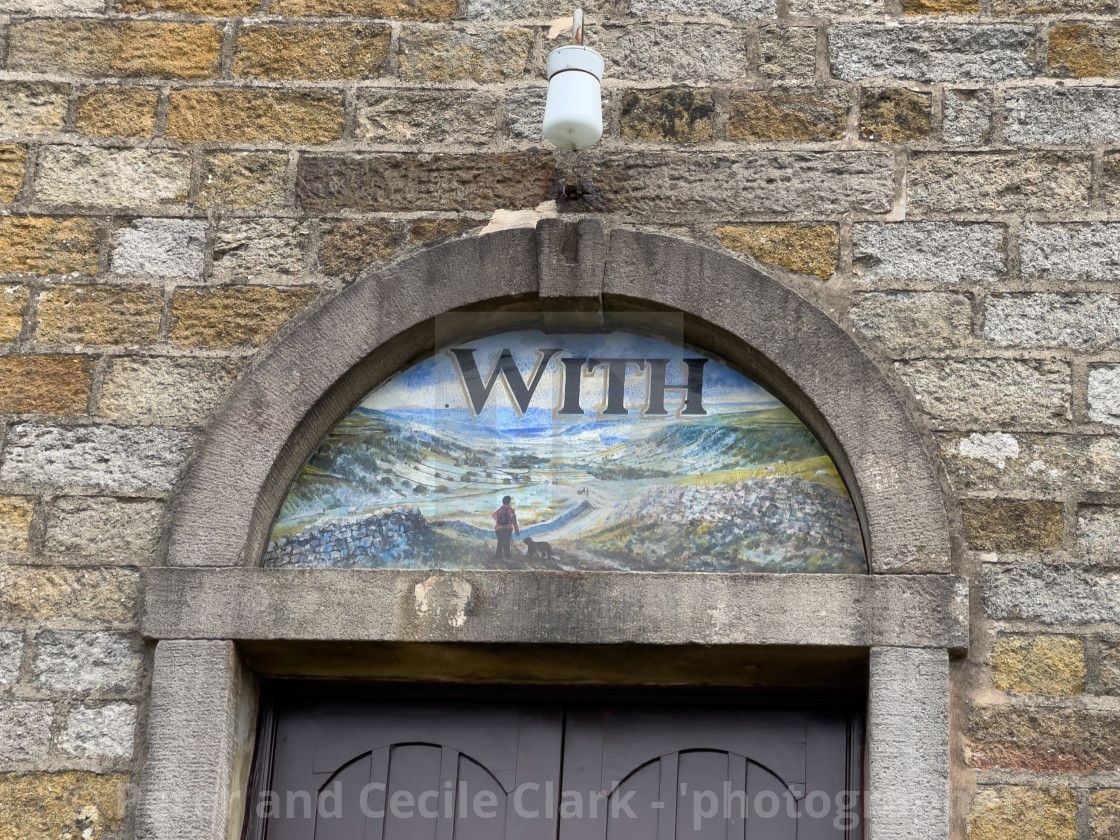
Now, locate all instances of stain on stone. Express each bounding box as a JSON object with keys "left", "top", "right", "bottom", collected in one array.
[
  {"left": 620, "top": 88, "right": 715, "bottom": 143},
  {"left": 860, "top": 88, "right": 932, "bottom": 142}
]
